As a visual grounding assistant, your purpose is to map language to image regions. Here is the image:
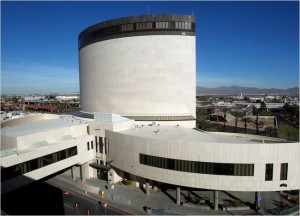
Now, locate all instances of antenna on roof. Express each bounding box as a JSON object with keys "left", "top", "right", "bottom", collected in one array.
[{"left": 192, "top": 8, "right": 194, "bottom": 16}]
